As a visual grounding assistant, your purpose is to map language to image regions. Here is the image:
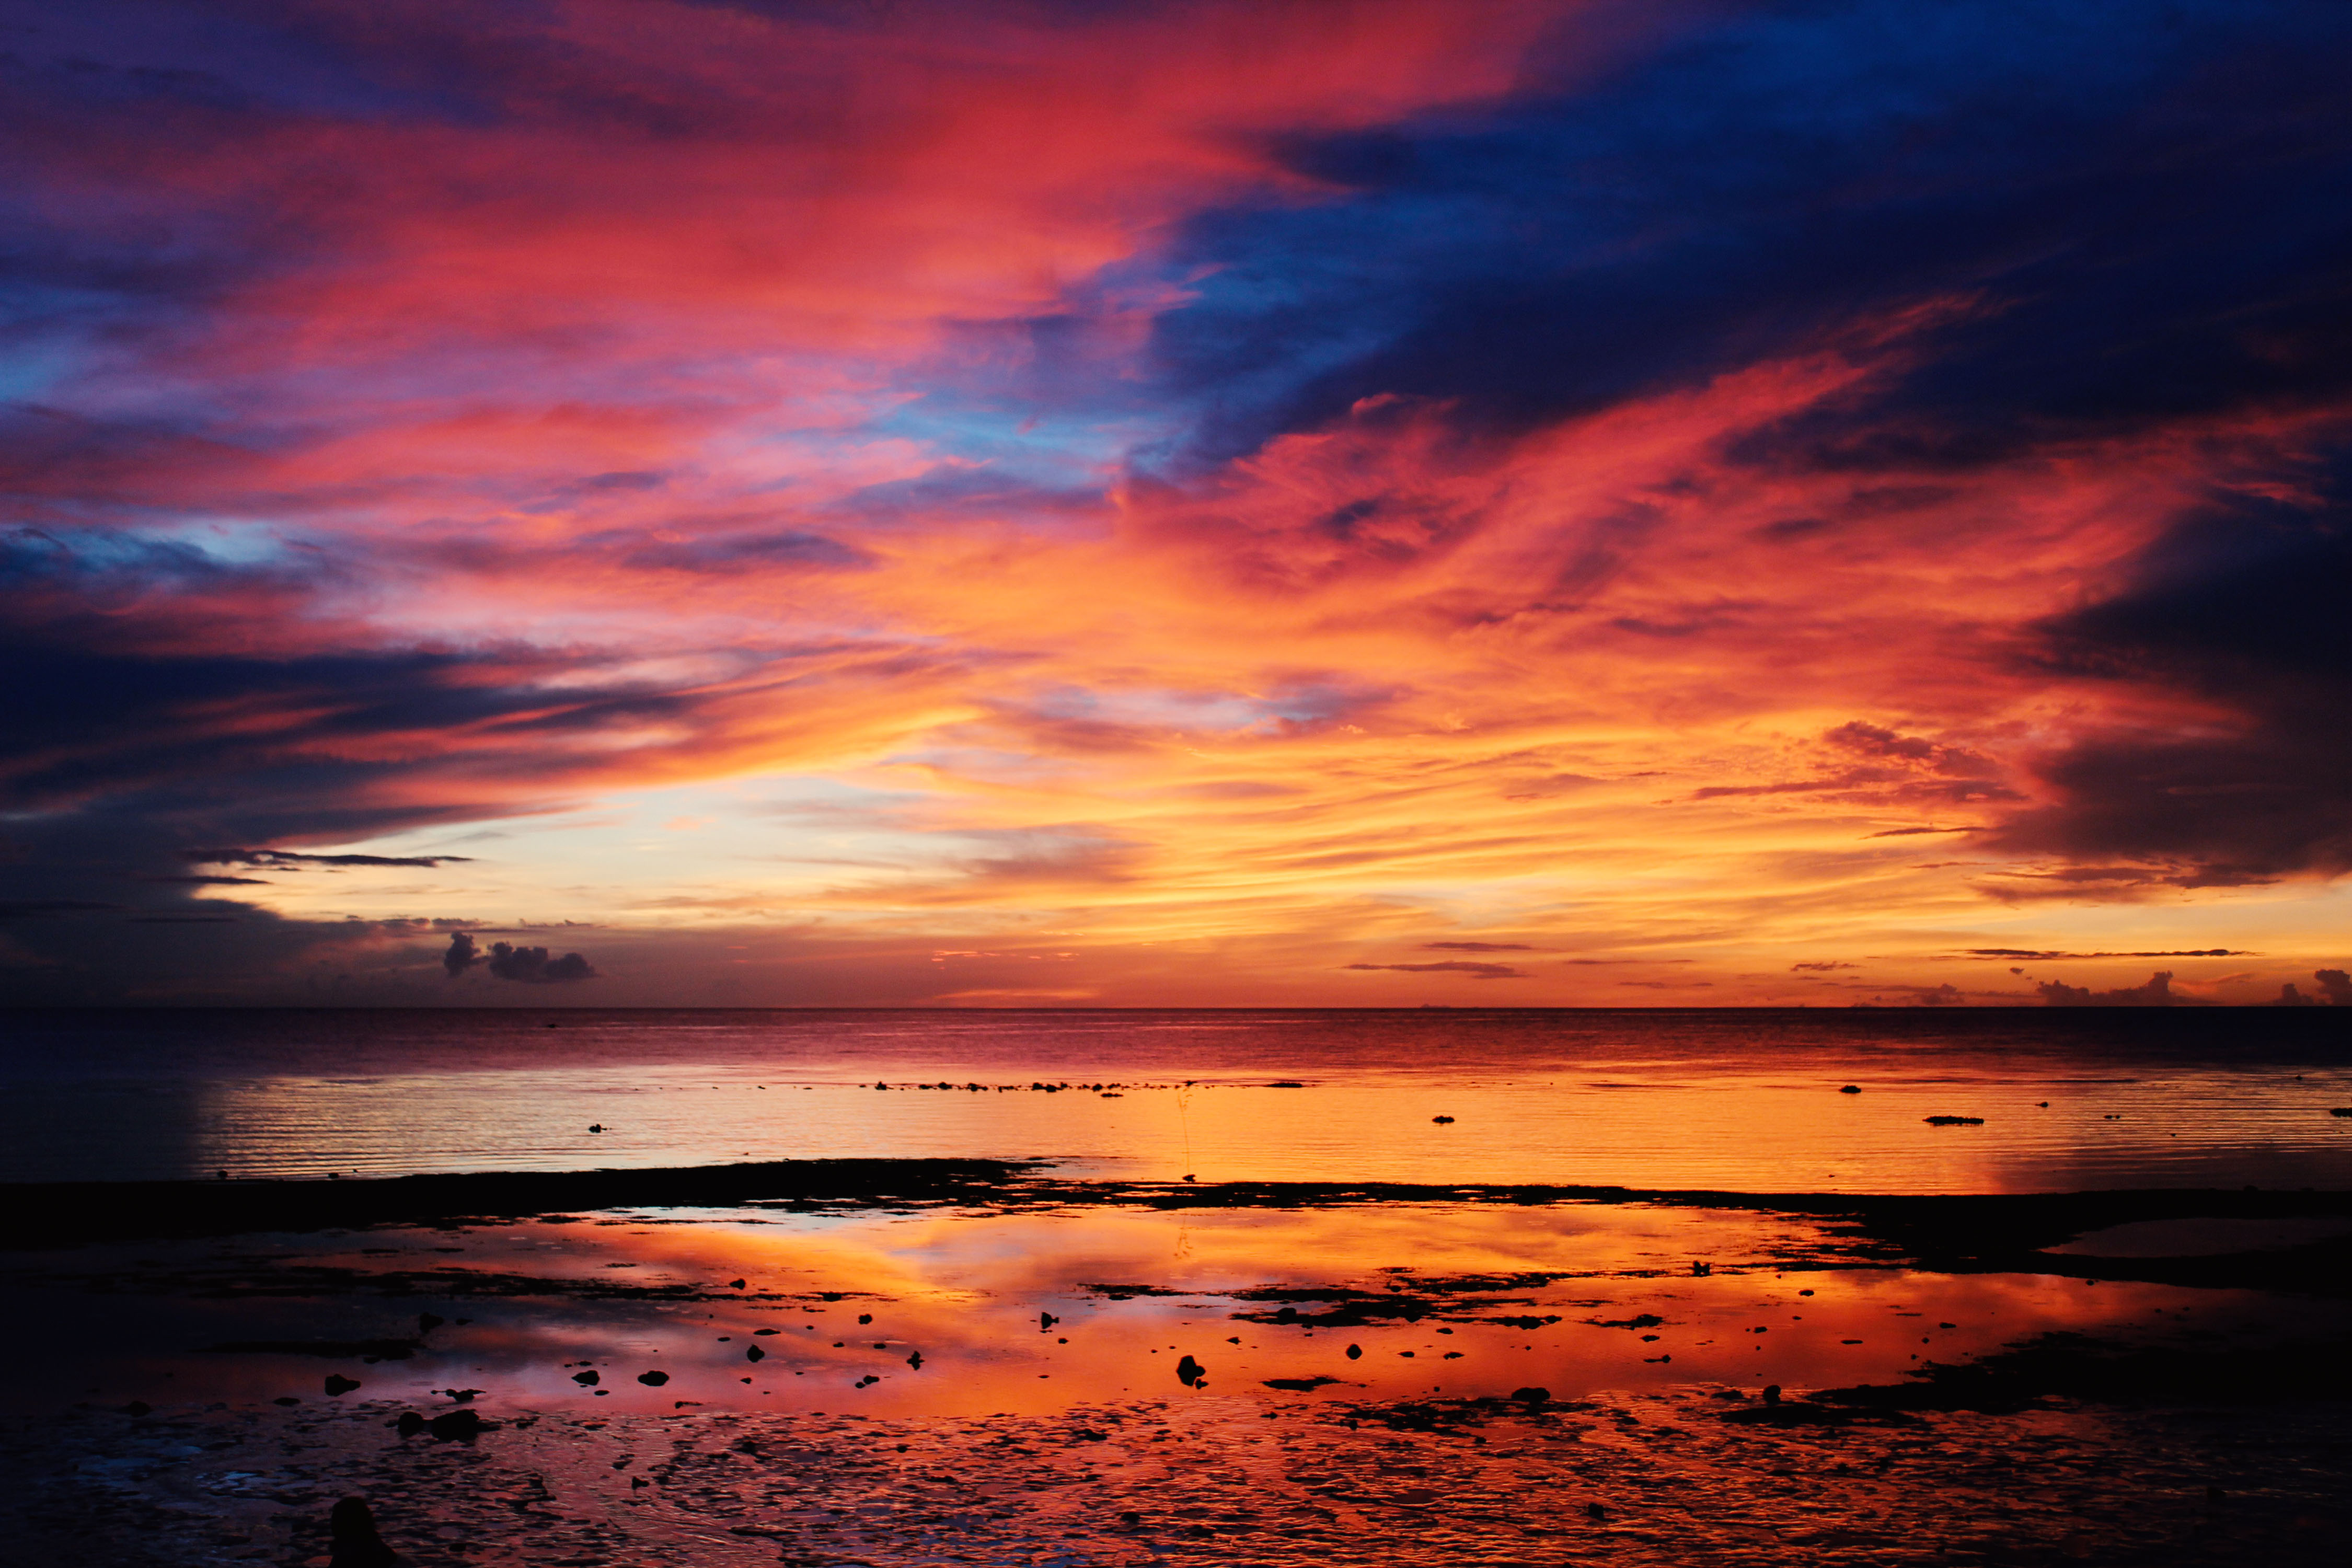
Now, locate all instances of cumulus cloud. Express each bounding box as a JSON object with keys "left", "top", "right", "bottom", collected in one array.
[
  {"left": 2316, "top": 969, "right": 2352, "bottom": 1006},
  {"left": 2036, "top": 971, "right": 2196, "bottom": 1007},
  {"left": 443, "top": 930, "right": 598, "bottom": 983}
]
